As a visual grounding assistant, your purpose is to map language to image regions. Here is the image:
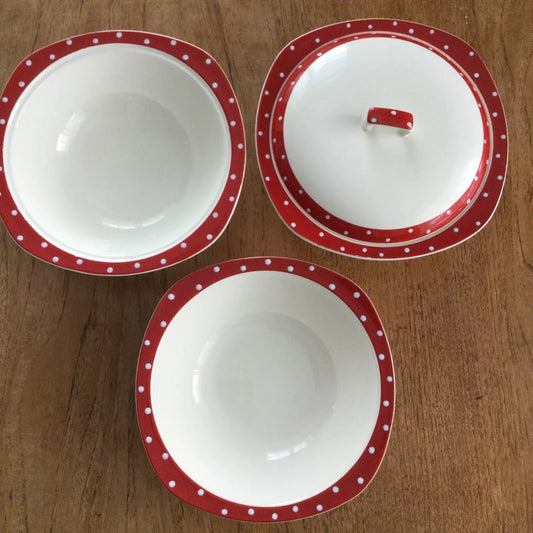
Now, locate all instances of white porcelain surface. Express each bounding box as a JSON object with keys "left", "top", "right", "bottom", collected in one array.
[
  {"left": 4, "top": 44, "right": 231, "bottom": 261},
  {"left": 151, "top": 271, "right": 381, "bottom": 506},
  {"left": 283, "top": 37, "right": 484, "bottom": 229}
]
